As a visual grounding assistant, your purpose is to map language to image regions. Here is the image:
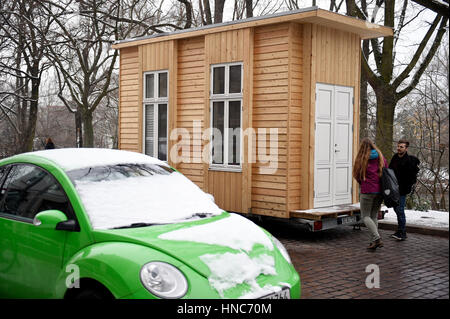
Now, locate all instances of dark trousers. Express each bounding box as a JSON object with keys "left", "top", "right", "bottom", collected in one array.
[{"left": 394, "top": 195, "right": 407, "bottom": 234}]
